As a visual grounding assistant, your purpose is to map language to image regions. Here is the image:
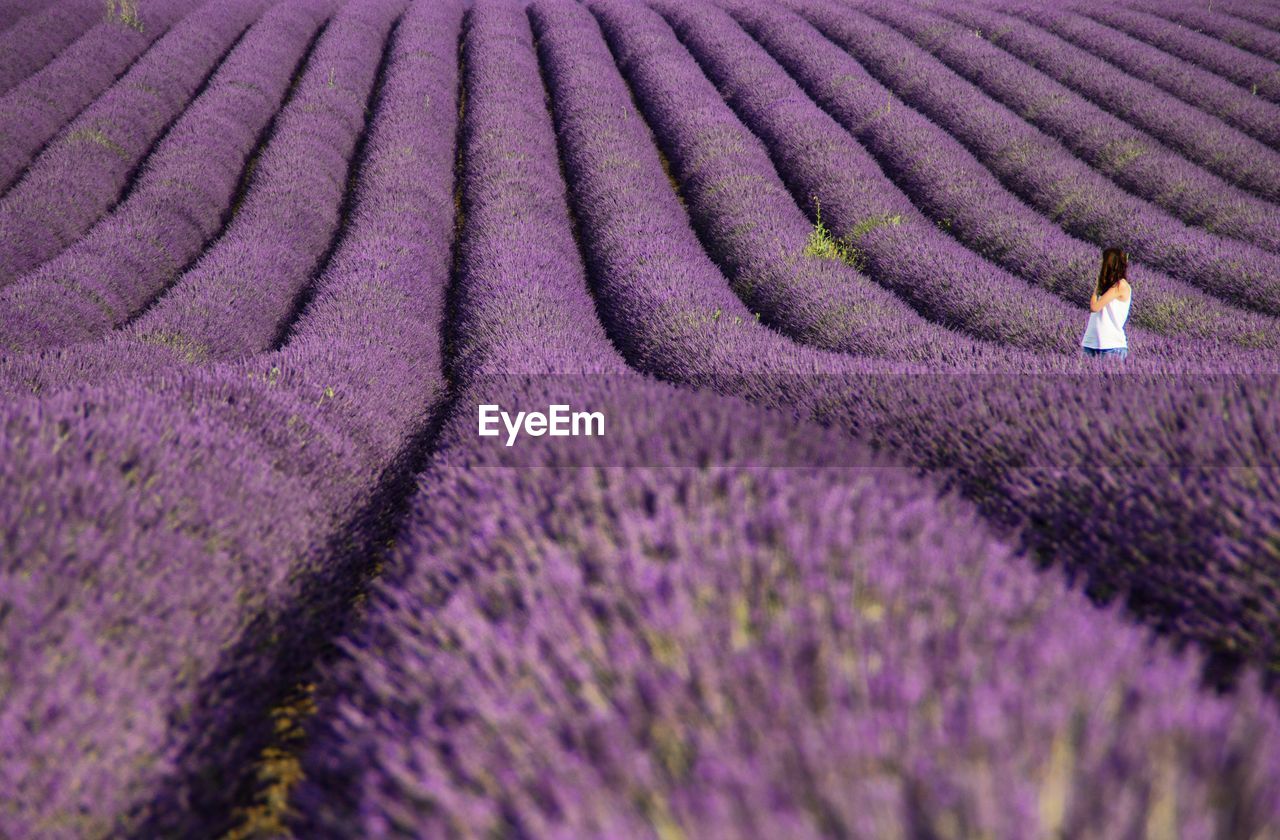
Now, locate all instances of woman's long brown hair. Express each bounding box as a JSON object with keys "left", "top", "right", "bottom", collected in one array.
[{"left": 1096, "top": 247, "right": 1128, "bottom": 296}]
